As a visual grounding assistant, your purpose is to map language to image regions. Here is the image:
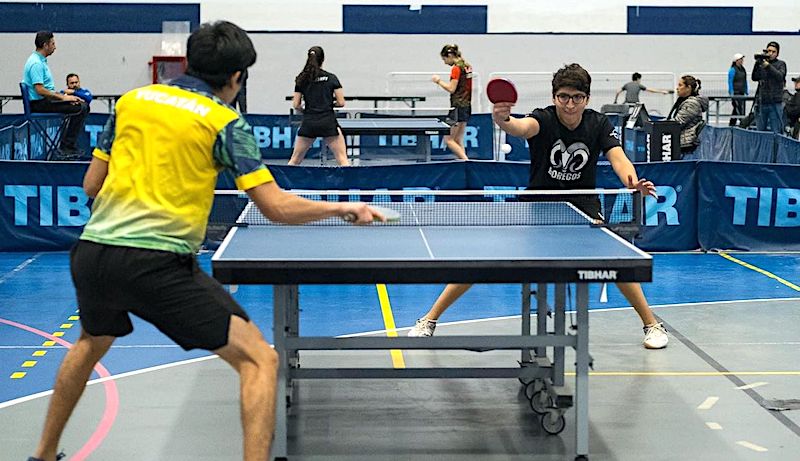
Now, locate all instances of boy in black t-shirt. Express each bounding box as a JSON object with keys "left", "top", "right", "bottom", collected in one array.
[{"left": 409, "top": 64, "right": 668, "bottom": 350}]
